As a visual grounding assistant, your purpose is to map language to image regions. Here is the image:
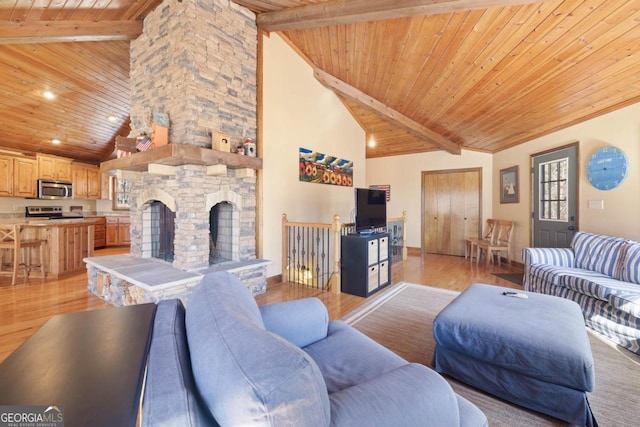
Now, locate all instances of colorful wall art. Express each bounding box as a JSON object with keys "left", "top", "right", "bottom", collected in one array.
[{"left": 299, "top": 147, "right": 353, "bottom": 186}]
